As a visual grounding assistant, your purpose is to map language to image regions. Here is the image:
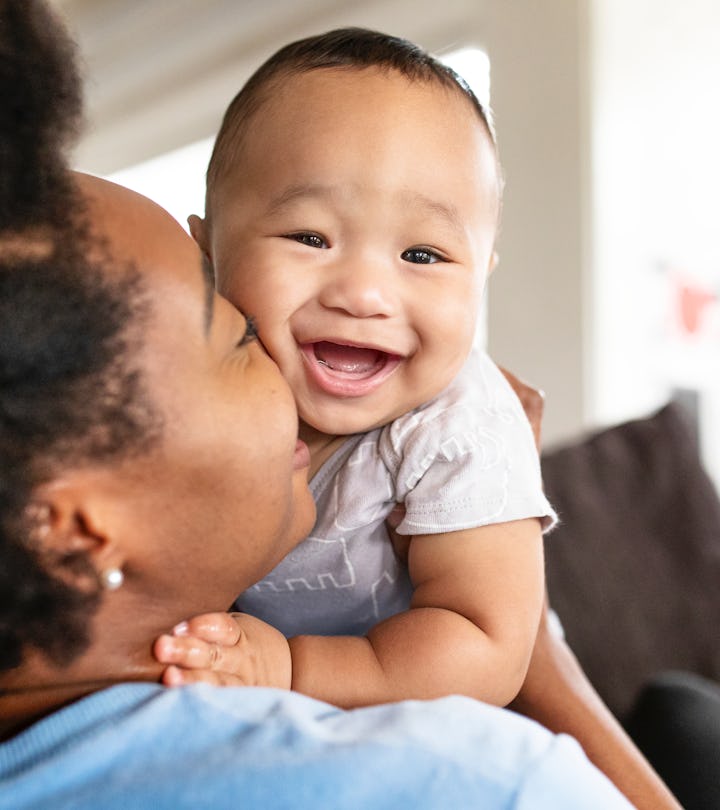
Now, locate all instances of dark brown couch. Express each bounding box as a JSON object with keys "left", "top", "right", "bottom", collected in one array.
[{"left": 541, "top": 402, "right": 720, "bottom": 719}]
